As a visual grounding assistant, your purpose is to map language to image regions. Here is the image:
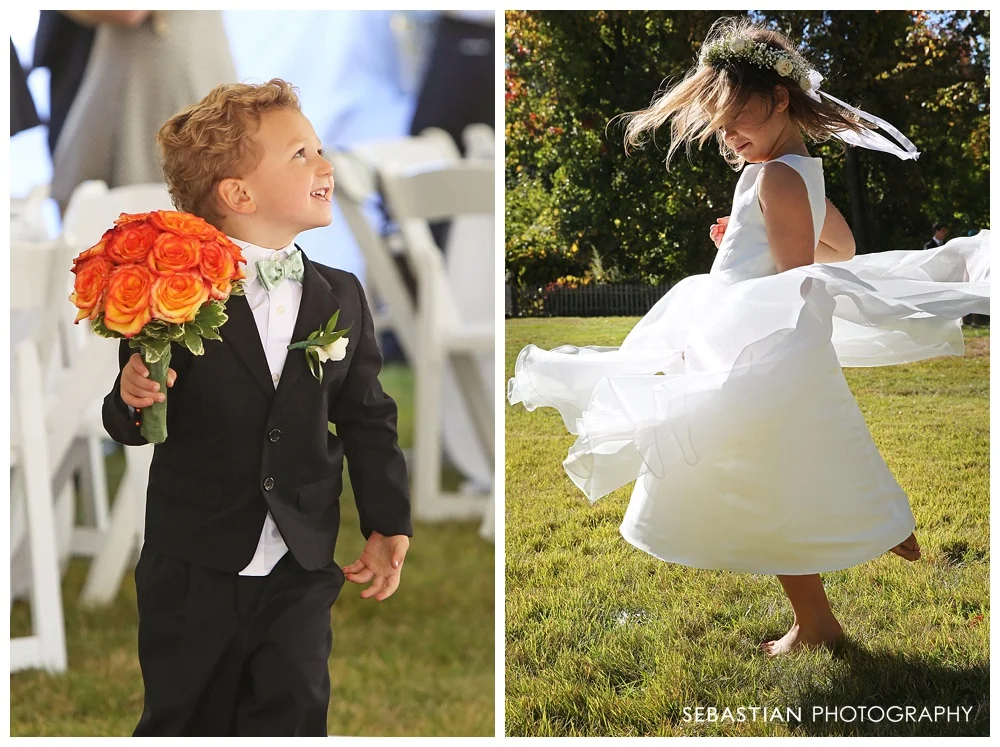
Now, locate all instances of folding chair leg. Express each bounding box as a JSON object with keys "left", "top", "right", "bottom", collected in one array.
[
  {"left": 413, "top": 348, "right": 445, "bottom": 521},
  {"left": 79, "top": 444, "right": 152, "bottom": 607},
  {"left": 85, "top": 436, "right": 111, "bottom": 531},
  {"left": 11, "top": 342, "right": 68, "bottom": 673}
]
